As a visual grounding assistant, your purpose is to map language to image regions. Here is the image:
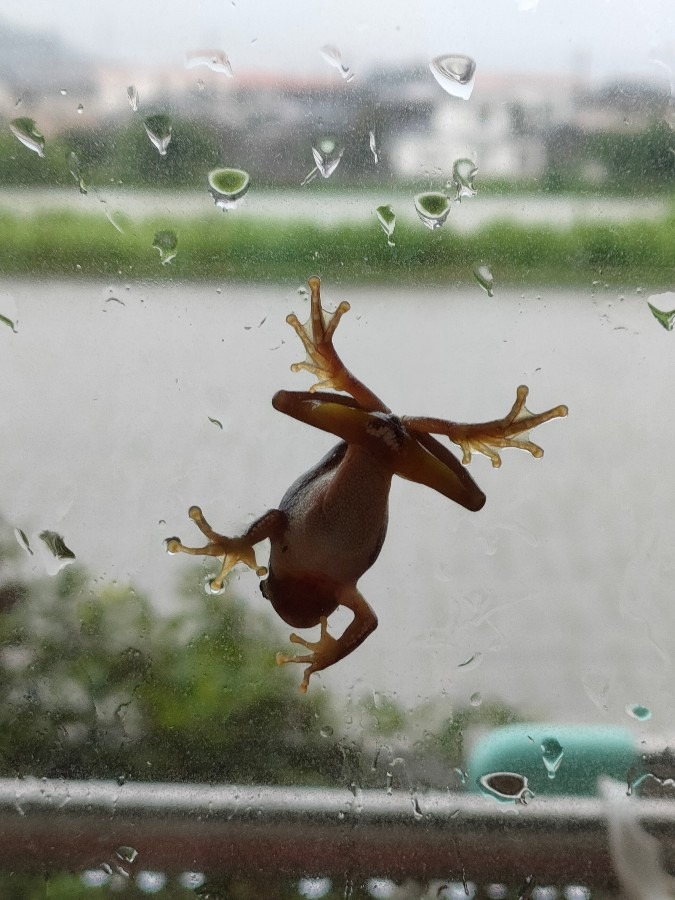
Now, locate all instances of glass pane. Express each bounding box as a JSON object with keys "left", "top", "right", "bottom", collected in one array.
[{"left": 0, "top": 0, "right": 674, "bottom": 896}]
